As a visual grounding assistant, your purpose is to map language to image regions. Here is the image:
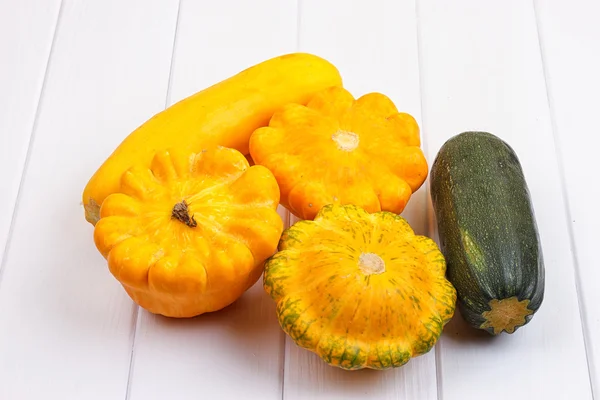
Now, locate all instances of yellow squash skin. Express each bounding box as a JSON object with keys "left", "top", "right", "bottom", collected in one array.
[
  {"left": 83, "top": 53, "right": 343, "bottom": 225},
  {"left": 249, "top": 86, "right": 428, "bottom": 220},
  {"left": 93, "top": 146, "right": 283, "bottom": 318},
  {"left": 263, "top": 204, "right": 456, "bottom": 370}
]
